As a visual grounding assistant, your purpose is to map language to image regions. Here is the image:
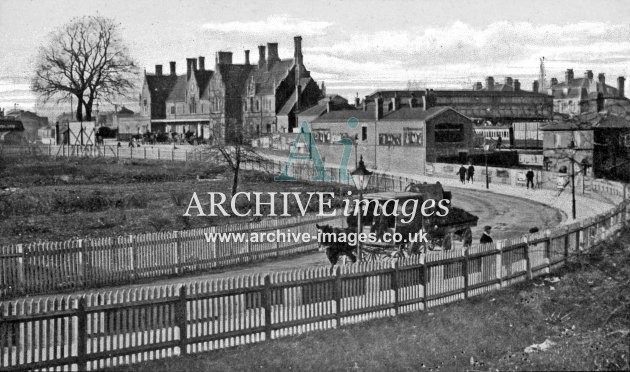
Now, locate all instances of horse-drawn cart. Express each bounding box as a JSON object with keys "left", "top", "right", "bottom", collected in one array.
[{"left": 352, "top": 182, "right": 478, "bottom": 261}]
